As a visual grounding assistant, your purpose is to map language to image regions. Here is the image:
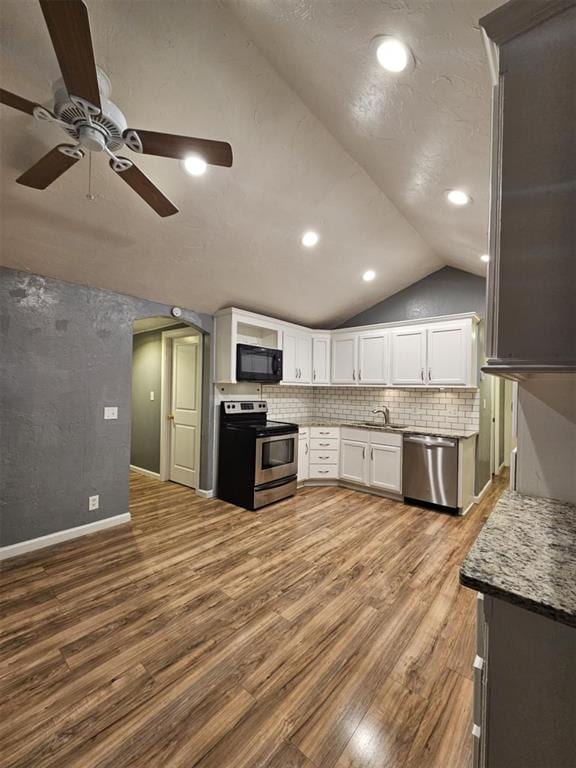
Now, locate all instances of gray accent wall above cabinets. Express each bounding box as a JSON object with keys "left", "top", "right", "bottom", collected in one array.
[
  {"left": 0, "top": 267, "right": 213, "bottom": 549},
  {"left": 338, "top": 267, "right": 486, "bottom": 328}
]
